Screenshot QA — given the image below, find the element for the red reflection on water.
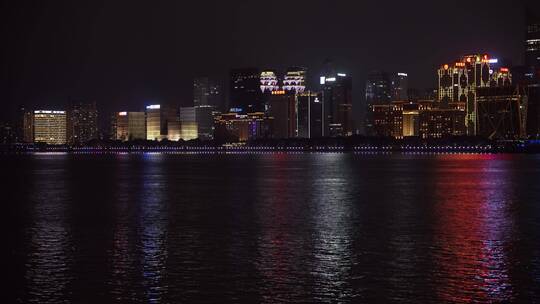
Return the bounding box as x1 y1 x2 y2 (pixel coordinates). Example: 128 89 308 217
432 154 513 303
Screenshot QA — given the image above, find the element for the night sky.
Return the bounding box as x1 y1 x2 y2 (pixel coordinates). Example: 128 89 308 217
1 0 539 122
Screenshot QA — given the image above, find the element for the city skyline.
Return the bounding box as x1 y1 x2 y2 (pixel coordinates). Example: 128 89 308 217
2 0 539 122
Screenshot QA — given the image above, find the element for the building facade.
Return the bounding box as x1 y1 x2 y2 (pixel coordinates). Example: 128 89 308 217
321 73 353 137
282 67 306 95
268 91 296 139
67 101 98 145
477 86 528 140
230 68 262 113
194 77 223 111
296 91 324 138
214 112 273 142
179 107 198 140
114 111 145 141
145 104 179 141
437 54 511 135
33 110 67 144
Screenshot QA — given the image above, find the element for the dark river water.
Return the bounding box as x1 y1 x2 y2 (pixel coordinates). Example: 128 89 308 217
5 152 540 303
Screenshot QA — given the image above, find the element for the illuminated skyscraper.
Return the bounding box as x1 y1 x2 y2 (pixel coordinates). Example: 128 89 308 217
230 68 262 113
392 73 409 101
282 67 306 94
365 71 392 135
321 73 353 137
33 110 67 144
214 112 272 142
268 90 296 139
296 91 324 138
195 106 214 141
145 105 179 141
260 70 280 93
526 12 540 68
194 77 223 110
67 101 98 144
438 54 510 135
179 107 198 140
114 112 145 141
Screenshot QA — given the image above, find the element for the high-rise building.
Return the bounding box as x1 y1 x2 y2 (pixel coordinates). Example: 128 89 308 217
268 91 296 139
195 105 215 141
230 68 262 113
179 107 198 140
67 101 98 144
372 101 466 139
145 105 179 141
296 91 324 138
22 108 34 143
194 77 223 110
260 70 280 93
33 110 67 144
113 112 146 141
282 67 306 95
526 12 540 68
392 73 409 101
438 54 510 135
365 71 392 135
321 73 353 137
477 86 528 139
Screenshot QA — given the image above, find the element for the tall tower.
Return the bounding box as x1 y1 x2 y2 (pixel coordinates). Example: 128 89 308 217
437 54 506 135
321 72 353 137
67 101 99 144
282 67 306 95
525 11 540 68
229 68 262 113
365 71 392 135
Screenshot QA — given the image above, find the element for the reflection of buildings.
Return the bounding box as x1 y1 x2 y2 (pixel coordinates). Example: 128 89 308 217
214 112 272 142
33 110 67 144
67 101 99 144
321 73 353 137
113 111 146 141
432 155 514 302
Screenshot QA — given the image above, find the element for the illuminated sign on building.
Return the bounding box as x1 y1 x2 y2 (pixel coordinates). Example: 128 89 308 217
146 104 160 110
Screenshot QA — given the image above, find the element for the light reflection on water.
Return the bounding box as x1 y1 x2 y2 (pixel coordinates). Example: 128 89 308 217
6 153 540 303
